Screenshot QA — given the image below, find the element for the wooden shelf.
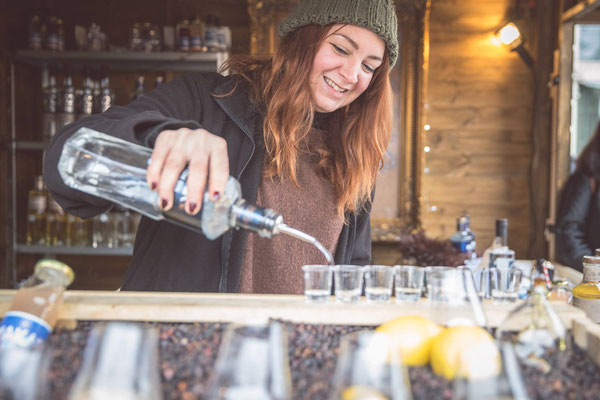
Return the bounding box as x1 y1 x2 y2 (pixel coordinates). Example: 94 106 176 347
13 50 229 73
16 244 133 256
14 141 48 151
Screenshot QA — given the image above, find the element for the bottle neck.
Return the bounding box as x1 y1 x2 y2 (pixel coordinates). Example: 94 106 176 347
229 200 283 238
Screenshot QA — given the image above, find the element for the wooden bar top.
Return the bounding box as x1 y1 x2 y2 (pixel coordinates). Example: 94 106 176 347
0 290 586 328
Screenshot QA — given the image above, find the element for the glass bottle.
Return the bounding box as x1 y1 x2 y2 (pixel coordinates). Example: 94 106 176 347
56 18 65 51
26 176 48 246
28 15 43 50
132 75 145 101
58 73 77 129
450 215 476 259
58 127 334 264
46 197 69 246
68 215 89 247
177 19 190 51
99 73 115 113
0 259 74 347
488 218 515 269
572 255 600 322
42 69 59 140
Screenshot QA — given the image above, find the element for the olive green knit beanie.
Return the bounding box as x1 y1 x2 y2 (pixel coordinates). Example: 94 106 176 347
278 0 398 67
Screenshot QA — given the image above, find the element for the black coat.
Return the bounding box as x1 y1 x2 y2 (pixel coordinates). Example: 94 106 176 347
555 169 600 272
43 73 372 292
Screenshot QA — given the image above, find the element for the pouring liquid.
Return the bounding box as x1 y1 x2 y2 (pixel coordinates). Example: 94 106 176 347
277 224 335 266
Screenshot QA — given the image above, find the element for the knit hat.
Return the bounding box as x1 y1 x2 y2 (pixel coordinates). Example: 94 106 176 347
278 0 398 67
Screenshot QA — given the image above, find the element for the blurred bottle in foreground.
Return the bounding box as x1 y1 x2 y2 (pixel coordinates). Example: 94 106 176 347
572 255 600 322
0 259 74 347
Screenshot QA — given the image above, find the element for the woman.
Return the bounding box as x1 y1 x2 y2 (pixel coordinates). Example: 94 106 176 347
556 120 600 271
43 0 398 293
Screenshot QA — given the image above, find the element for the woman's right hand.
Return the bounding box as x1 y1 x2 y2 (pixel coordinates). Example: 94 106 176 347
146 127 230 215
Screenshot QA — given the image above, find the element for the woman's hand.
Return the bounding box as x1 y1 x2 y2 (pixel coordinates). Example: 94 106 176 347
147 128 229 215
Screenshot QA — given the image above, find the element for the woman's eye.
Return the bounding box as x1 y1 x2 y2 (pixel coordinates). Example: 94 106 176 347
362 64 375 74
331 43 348 55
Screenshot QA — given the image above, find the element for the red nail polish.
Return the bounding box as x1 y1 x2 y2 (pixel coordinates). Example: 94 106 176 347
161 199 168 209
151 181 157 190
189 203 197 213
212 191 220 201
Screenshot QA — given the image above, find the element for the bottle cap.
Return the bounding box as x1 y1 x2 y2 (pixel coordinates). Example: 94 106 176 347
34 258 75 286
583 255 600 265
596 248 600 256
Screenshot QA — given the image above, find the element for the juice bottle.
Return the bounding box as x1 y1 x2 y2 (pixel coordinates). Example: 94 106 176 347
572 255 600 322
0 259 74 347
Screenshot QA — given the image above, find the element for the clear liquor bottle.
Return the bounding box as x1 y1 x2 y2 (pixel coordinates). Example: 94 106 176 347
58 127 334 264
26 176 48 245
42 69 59 140
450 215 476 258
58 73 77 129
488 218 515 270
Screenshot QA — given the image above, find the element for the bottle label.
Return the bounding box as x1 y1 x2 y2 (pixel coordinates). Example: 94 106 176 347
583 264 600 283
0 311 52 347
573 297 600 323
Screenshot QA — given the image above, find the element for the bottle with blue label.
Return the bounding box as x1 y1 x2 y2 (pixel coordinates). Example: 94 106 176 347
0 259 74 347
450 215 476 258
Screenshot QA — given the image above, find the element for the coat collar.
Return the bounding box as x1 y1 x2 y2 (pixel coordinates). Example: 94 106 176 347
211 75 262 140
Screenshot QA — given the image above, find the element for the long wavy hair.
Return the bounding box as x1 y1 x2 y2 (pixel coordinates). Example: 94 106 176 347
577 120 600 183
223 24 393 217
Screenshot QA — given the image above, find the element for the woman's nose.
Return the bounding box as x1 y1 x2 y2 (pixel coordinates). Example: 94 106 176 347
339 60 360 84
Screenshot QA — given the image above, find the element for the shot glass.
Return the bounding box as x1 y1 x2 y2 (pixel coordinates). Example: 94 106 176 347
477 267 499 300
424 266 453 298
395 265 425 302
333 265 365 303
491 268 522 303
364 265 394 302
302 265 333 303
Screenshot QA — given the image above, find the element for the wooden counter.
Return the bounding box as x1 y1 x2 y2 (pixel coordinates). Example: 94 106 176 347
0 290 587 328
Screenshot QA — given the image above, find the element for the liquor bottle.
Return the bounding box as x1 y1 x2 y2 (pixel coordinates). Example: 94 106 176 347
572 255 600 322
154 75 164 89
99 73 115 113
177 19 191 51
58 127 334 264
488 218 515 269
68 214 89 246
28 15 43 50
46 196 69 246
45 16 59 51
26 176 48 245
132 75 146 101
190 18 205 52
204 14 219 52
58 73 77 129
79 70 94 119
0 259 74 346
215 17 231 52
56 18 65 51
450 215 476 258
42 69 59 140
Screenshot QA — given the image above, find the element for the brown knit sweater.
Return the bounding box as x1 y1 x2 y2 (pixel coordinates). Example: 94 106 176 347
238 129 343 294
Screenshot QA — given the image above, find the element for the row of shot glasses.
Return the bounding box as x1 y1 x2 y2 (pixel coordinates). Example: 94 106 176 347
302 264 523 304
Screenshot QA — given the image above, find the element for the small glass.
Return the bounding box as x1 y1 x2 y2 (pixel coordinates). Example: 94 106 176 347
364 265 394 302
68 322 162 400
0 340 50 399
394 266 425 302
491 268 522 303
203 322 291 400
476 267 498 300
423 266 453 298
302 265 333 303
330 330 412 400
333 265 365 303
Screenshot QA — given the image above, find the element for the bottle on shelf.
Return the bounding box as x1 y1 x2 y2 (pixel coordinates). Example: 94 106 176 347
92 212 112 248
0 259 74 347
204 14 220 52
572 255 600 322
177 19 191 51
450 215 476 259
28 15 43 50
46 196 69 246
132 75 146 101
154 75 164 89
68 214 89 247
58 127 334 264
190 17 206 52
45 16 59 51
56 18 65 51
42 68 59 140
58 72 77 129
215 17 232 52
79 69 94 119
26 176 48 246
99 72 115 113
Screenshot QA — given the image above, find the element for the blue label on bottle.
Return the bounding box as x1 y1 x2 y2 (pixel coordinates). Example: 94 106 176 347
0 311 51 347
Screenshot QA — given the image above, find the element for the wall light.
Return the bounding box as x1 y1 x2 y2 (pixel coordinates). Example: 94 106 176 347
496 22 534 67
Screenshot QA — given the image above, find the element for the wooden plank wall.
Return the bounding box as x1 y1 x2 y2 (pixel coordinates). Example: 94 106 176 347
421 0 535 257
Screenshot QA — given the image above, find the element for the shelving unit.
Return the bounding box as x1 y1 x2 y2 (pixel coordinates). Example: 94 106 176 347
7 50 228 287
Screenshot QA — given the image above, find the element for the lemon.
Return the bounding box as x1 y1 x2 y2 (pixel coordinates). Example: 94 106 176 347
375 315 443 366
341 385 388 400
430 325 501 380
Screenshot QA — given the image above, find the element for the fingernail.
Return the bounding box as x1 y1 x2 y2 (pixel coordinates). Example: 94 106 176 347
151 181 157 190
189 203 197 213
161 199 168 209
212 191 220 201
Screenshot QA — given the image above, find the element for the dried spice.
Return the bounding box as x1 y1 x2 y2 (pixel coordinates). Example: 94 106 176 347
395 231 469 267
43 321 600 400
